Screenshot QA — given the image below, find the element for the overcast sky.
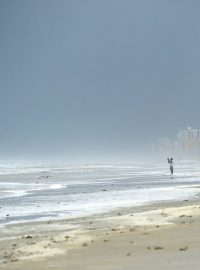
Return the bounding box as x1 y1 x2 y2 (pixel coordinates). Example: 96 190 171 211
0 0 200 160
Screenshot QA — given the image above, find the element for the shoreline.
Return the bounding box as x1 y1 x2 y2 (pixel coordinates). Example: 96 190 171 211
1 183 199 228
1 197 200 269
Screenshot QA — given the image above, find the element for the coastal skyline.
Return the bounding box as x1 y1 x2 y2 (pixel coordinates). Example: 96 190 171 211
1 1 200 160
146 126 200 159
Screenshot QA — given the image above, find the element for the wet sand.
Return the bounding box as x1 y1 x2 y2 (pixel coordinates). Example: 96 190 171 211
0 199 200 269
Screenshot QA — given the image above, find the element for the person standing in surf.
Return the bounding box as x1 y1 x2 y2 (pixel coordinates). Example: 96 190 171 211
167 158 174 175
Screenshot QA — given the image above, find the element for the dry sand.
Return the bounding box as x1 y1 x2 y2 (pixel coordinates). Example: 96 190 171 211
0 199 200 269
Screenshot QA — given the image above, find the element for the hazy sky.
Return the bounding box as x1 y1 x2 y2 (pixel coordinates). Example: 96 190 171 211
0 0 200 160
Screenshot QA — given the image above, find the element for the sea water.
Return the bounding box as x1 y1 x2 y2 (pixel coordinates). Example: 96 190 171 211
0 161 200 226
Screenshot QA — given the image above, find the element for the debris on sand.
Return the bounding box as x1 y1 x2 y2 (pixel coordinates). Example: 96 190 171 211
154 246 164 250
179 246 188 251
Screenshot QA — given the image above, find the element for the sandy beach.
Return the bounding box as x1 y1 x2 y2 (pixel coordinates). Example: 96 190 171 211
1 0 200 268
0 198 200 270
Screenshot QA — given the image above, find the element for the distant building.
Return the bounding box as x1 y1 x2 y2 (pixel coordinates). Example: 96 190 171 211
177 127 200 158
147 127 200 160
177 127 200 141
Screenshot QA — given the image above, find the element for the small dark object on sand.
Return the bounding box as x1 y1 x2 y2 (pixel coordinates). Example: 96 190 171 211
126 253 131 256
10 258 18 262
82 243 88 247
154 246 163 250
103 239 110 242
179 246 188 251
25 235 33 239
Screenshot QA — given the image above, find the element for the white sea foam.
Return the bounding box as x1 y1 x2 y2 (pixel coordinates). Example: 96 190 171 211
0 190 28 199
0 161 200 226
48 184 66 189
0 185 198 224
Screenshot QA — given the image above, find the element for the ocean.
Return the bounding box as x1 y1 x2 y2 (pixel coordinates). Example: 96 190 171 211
0 161 200 226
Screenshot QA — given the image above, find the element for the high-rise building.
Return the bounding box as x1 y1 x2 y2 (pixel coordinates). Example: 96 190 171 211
177 127 200 158
177 127 200 141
